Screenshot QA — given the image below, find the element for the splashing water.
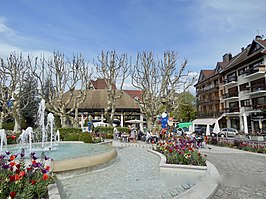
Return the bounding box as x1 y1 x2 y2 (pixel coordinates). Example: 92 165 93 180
37 99 46 148
0 129 7 153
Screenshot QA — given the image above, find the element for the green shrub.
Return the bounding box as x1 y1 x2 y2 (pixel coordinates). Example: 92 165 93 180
117 127 130 134
94 126 113 134
79 132 93 143
57 128 82 141
64 133 80 141
94 126 130 139
2 122 14 130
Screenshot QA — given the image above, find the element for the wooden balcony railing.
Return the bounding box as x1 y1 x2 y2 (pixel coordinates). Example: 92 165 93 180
222 92 238 99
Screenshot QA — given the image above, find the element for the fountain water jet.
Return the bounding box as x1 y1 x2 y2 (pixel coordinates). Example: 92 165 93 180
0 129 7 153
54 130 60 145
38 99 46 149
47 113 55 150
17 127 34 154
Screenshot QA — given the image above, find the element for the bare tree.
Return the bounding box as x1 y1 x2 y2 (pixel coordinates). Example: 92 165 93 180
31 53 92 127
0 53 32 133
0 59 9 128
95 51 130 125
132 51 197 129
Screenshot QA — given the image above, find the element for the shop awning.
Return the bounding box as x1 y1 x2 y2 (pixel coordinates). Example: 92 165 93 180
177 122 192 128
192 118 219 135
192 118 217 125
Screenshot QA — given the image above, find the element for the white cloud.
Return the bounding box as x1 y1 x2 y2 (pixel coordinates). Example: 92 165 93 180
0 17 53 60
0 42 53 60
0 17 14 34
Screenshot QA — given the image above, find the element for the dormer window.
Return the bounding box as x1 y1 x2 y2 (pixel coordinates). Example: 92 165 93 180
134 96 140 101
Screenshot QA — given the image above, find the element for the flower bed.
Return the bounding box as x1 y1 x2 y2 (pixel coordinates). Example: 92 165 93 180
211 138 266 154
0 149 54 199
155 138 207 166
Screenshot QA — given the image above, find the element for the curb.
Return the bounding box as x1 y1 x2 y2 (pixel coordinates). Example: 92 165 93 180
147 149 219 199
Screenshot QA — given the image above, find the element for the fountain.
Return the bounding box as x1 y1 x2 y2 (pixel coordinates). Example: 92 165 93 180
47 113 55 150
25 127 33 153
54 130 60 145
0 129 7 153
38 99 46 149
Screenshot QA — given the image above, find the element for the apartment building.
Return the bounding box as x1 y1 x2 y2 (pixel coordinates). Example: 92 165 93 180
195 35 266 135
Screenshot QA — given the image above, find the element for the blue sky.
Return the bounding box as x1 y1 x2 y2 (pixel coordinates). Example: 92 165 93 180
1 0 266 76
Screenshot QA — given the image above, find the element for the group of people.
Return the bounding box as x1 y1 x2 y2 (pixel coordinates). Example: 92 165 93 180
113 126 208 148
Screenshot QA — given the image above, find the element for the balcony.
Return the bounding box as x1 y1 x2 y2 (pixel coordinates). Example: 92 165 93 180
197 111 223 118
223 107 240 113
242 64 265 79
198 98 220 105
222 76 237 88
244 84 266 96
242 104 266 112
197 84 219 95
222 92 239 100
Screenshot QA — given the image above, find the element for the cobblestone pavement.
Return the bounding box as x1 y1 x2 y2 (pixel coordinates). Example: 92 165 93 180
200 145 266 199
60 142 200 199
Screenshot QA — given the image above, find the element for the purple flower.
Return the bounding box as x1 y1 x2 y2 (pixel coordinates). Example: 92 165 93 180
5 151 10 155
2 164 9 169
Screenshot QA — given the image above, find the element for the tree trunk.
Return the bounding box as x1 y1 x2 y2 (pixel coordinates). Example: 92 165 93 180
146 117 153 131
73 108 79 128
60 115 68 128
110 105 116 127
13 101 22 133
0 112 4 129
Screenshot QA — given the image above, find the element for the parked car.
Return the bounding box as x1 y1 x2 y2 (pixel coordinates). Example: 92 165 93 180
219 128 238 137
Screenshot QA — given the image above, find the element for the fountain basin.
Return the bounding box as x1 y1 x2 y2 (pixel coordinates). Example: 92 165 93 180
47 141 117 179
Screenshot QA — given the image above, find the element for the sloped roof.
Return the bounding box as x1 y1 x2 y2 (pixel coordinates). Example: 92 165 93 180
90 79 117 90
222 38 266 72
202 70 215 77
63 89 140 111
123 90 143 101
257 39 266 48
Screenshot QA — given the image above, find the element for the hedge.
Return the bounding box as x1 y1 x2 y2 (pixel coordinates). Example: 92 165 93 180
57 128 93 143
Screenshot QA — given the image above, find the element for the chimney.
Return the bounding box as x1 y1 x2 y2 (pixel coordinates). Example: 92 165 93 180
255 35 262 40
241 47 245 52
223 53 232 62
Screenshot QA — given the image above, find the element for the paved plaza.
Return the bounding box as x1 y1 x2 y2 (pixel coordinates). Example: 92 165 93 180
200 145 266 199
56 141 266 199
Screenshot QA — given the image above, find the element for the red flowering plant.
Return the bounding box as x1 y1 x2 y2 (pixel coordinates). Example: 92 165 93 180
0 149 54 199
155 138 207 166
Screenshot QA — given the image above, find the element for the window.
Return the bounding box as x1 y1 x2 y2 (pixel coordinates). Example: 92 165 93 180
239 83 249 91
240 99 250 107
252 97 266 105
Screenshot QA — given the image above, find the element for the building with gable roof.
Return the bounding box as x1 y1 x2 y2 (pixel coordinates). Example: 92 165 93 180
195 35 266 135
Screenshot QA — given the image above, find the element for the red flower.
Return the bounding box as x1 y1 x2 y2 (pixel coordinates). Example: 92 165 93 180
198 152 201 156
9 175 15 182
27 167 32 171
45 165 50 171
11 135 16 140
10 161 16 167
15 174 21 181
169 149 173 153
10 191 16 199
31 180 36 185
19 171 25 177
16 163 21 169
42 173 49 181
10 155 16 161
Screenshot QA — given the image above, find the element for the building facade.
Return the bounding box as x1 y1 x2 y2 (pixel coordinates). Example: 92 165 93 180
195 36 266 135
